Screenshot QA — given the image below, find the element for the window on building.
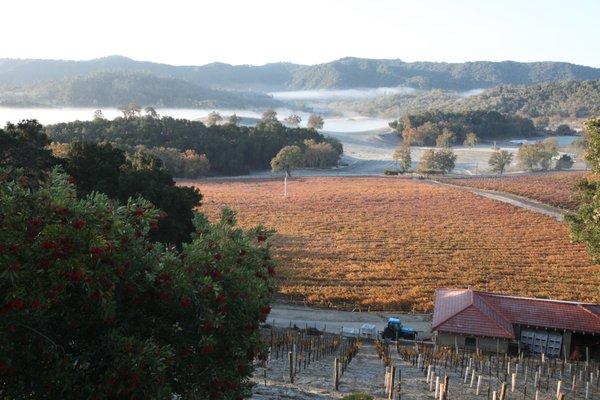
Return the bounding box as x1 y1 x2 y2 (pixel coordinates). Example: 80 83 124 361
465 337 477 347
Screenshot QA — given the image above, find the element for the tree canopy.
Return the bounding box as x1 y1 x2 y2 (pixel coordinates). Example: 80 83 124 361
45 115 336 176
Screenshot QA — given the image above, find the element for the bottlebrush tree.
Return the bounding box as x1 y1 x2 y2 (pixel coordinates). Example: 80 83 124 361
0 168 275 399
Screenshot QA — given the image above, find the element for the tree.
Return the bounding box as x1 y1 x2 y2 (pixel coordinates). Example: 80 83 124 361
432 149 456 173
539 139 559 170
0 168 275 399
270 145 303 176
65 142 202 246
583 118 600 172
392 143 412 172
517 143 542 171
228 113 241 126
181 149 210 177
284 114 302 127
555 154 574 170
303 140 339 168
0 120 57 180
207 111 223 126
417 149 455 173
516 140 558 171
436 128 455 148
464 132 478 148
488 149 513 174
417 149 436 172
93 109 104 120
555 124 575 135
144 106 159 118
119 102 141 118
307 114 325 130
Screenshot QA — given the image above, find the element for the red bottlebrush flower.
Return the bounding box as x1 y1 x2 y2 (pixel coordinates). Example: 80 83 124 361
257 235 266 242
104 315 115 325
130 372 141 385
133 208 145 217
213 253 222 261
68 269 84 283
9 299 25 311
215 293 226 303
179 297 192 308
89 246 103 256
237 363 245 374
160 291 170 303
202 345 214 354
267 266 275 276
203 320 212 333
27 217 43 227
71 219 86 230
260 306 271 315
9 244 19 253
41 241 56 250
29 300 42 310
150 221 159 231
67 176 76 184
210 269 222 280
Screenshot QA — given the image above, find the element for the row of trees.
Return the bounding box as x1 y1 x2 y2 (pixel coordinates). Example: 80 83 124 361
390 110 537 146
45 110 336 176
0 120 275 398
389 137 574 175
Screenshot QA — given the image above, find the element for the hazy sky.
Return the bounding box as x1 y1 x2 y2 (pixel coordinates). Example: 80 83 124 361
2 0 599 67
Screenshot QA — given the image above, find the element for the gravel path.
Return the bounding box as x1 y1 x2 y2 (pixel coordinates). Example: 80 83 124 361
429 180 566 221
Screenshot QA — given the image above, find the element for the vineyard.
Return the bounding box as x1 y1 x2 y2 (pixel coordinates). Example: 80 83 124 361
443 171 591 210
183 177 599 312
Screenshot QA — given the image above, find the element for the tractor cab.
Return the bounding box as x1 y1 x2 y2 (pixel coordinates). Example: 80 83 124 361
381 317 416 340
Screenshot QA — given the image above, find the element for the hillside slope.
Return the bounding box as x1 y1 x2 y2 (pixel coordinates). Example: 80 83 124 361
0 71 280 108
1 56 599 91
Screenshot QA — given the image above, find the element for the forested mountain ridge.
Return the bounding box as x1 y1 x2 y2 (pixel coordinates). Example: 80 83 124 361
0 71 280 108
1 55 599 91
327 79 600 124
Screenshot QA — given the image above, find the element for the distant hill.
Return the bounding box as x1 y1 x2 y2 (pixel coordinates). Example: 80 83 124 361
0 71 280 108
326 79 600 124
1 55 599 92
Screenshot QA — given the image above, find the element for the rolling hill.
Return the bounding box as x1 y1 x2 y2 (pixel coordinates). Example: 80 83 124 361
1 55 600 91
0 71 280 108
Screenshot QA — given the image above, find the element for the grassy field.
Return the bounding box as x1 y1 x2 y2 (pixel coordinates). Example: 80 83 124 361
443 171 591 210
181 177 598 312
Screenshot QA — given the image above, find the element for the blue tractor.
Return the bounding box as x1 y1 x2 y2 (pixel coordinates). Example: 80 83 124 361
381 317 416 340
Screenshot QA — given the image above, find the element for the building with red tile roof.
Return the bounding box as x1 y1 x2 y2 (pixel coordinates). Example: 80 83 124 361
432 288 600 359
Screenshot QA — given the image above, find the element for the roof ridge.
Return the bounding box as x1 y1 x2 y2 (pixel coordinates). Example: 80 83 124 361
476 292 514 325
431 289 473 331
472 289 599 307
578 304 600 325
473 301 515 338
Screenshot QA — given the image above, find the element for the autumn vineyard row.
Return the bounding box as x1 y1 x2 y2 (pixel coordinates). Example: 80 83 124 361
183 176 599 312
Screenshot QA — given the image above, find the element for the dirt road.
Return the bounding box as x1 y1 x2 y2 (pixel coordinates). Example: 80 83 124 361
429 180 566 221
267 303 432 338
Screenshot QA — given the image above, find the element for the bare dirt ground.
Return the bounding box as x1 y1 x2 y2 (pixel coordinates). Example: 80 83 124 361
252 341 590 399
267 303 432 339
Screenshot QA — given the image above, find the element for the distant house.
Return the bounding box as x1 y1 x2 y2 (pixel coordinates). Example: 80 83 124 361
432 288 600 359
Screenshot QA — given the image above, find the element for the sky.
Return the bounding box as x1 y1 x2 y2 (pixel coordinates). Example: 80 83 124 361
2 0 599 67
